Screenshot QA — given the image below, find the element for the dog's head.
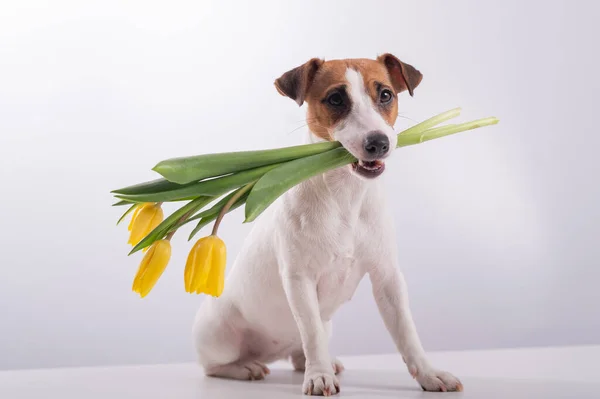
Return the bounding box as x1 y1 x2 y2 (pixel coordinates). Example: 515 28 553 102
275 54 422 179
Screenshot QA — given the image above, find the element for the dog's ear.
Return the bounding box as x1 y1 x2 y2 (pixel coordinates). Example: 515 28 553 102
274 58 324 106
377 53 422 97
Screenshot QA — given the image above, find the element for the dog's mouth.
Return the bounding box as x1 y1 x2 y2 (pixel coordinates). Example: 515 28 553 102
351 159 386 178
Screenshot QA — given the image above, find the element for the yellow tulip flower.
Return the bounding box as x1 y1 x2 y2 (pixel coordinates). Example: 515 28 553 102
128 203 163 246
132 239 171 298
184 235 227 297
127 204 144 231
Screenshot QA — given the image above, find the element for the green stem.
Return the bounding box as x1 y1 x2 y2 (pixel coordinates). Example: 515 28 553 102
244 113 499 223
397 108 461 140
420 117 499 142
165 209 197 240
154 141 340 185
188 193 249 241
115 163 280 203
397 117 499 147
211 182 256 236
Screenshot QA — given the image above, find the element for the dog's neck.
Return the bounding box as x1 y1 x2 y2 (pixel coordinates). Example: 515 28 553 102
305 129 373 196
303 130 380 208
275 129 384 254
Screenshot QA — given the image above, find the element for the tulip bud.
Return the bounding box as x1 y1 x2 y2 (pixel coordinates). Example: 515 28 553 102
184 235 227 297
132 239 171 298
128 203 163 246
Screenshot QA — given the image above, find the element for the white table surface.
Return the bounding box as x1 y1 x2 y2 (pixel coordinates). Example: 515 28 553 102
1 345 599 399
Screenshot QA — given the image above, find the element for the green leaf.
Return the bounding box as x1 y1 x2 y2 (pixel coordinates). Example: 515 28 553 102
116 204 138 226
115 163 280 203
244 147 356 223
128 196 213 255
188 192 249 241
153 141 340 184
163 190 233 232
396 108 461 139
111 178 194 195
187 218 214 242
185 189 239 224
420 117 499 142
243 112 499 223
115 108 499 240
397 117 499 148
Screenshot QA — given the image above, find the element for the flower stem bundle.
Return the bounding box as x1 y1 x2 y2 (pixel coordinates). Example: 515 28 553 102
113 108 499 297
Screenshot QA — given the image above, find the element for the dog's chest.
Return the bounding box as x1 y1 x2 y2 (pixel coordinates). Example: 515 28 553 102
315 255 366 321
280 170 389 320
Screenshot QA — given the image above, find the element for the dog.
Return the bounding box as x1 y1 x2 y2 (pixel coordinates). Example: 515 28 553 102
193 53 463 395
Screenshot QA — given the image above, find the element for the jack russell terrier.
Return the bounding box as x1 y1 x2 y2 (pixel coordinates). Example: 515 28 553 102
193 53 463 395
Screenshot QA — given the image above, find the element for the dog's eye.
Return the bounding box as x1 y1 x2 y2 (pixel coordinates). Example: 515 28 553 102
379 89 393 104
327 92 344 106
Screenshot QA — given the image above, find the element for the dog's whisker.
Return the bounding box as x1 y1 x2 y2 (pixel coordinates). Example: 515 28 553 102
396 114 418 123
286 120 331 137
286 123 310 135
292 117 318 123
284 120 319 135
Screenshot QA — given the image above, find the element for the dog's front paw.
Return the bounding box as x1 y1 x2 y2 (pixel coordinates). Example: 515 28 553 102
406 359 463 392
303 369 340 396
416 369 462 392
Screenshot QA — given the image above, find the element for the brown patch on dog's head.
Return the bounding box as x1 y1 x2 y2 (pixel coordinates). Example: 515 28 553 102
274 58 324 106
376 53 423 97
274 54 422 141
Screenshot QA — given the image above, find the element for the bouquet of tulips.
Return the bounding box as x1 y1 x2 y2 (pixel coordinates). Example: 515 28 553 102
113 108 498 298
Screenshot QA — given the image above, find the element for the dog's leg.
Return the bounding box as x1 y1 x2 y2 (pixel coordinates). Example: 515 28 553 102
369 266 463 392
290 350 307 372
205 361 270 381
282 274 340 396
193 301 270 381
323 321 345 374
291 351 345 375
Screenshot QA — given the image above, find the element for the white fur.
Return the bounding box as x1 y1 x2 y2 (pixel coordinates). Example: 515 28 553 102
193 68 462 395
334 69 397 160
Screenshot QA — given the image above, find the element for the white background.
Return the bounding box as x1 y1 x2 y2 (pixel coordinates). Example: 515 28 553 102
1 0 598 370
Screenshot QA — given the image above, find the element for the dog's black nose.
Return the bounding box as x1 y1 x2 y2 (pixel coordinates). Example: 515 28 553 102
363 132 390 160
